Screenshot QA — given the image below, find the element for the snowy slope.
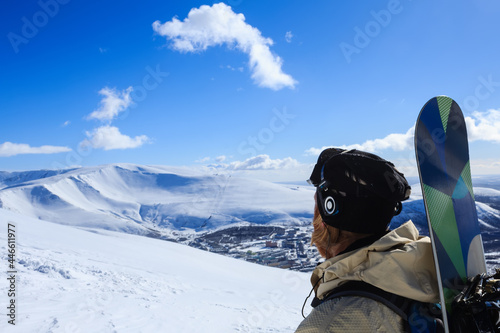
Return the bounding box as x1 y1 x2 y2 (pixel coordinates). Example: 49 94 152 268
0 164 314 236
0 208 310 332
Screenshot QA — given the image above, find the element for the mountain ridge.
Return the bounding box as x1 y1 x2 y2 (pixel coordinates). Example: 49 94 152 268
1 164 498 251
0 164 314 236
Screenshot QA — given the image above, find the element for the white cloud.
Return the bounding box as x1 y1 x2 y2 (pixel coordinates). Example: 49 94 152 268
152 3 297 90
305 126 415 156
62 120 70 127
195 157 211 163
227 154 299 170
304 146 330 157
199 154 309 182
88 87 133 121
215 155 227 163
0 142 71 157
305 109 500 158
83 87 149 151
471 159 500 175
196 155 227 164
223 65 244 72
465 109 500 143
81 125 149 151
285 31 293 43
341 126 415 152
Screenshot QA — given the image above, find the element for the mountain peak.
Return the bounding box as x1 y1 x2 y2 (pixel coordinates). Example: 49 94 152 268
0 164 314 235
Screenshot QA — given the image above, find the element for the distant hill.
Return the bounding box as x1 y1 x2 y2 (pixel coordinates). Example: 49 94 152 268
0 164 314 237
1 165 498 263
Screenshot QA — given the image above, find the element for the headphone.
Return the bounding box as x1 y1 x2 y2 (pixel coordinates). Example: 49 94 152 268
324 195 336 215
316 184 342 223
316 163 341 221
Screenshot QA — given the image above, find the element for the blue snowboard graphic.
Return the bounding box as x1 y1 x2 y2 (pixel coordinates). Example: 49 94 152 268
415 96 486 332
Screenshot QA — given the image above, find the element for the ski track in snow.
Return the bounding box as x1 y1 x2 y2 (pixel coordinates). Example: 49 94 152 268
0 209 310 332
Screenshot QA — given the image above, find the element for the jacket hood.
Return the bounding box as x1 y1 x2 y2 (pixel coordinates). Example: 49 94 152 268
311 221 439 303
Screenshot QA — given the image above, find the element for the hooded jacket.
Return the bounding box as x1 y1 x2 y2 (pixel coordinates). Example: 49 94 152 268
295 221 439 333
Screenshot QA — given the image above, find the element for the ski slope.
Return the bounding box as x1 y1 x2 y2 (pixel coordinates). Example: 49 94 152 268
0 164 314 235
0 209 310 332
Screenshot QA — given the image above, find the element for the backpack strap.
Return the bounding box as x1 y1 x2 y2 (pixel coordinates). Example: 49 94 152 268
317 281 412 320
313 281 444 333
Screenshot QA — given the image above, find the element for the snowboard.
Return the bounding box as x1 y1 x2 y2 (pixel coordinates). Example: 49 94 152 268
414 96 487 332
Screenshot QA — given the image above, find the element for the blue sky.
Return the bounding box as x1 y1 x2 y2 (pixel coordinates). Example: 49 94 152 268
1 0 500 181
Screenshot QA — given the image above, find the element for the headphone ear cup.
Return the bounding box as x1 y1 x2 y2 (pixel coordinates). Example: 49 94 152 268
324 196 336 216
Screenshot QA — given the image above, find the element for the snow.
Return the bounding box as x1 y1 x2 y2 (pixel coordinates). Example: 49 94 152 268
474 187 500 197
0 164 314 234
0 208 311 332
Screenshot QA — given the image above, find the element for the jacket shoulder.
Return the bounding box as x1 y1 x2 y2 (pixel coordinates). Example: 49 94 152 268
295 296 404 333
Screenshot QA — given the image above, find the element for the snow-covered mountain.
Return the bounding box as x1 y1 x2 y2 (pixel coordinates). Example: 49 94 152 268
1 165 499 248
0 164 314 237
2 165 498 235
1 164 499 264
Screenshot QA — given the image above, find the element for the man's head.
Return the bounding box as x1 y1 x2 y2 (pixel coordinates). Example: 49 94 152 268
309 148 411 235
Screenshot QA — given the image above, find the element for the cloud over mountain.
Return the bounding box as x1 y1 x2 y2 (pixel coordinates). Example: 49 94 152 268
0 142 71 157
88 87 133 122
227 154 299 170
82 87 149 151
82 125 150 150
306 109 500 157
466 109 500 143
152 3 297 90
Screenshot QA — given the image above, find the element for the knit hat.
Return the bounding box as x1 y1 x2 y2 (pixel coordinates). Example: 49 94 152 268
308 148 411 234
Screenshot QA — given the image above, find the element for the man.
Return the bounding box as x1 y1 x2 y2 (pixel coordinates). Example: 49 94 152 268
295 148 440 332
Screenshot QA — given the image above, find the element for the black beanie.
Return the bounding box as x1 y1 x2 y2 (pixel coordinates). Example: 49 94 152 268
309 148 411 234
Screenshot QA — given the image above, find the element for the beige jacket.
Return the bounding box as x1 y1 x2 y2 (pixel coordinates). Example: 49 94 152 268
296 221 439 332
